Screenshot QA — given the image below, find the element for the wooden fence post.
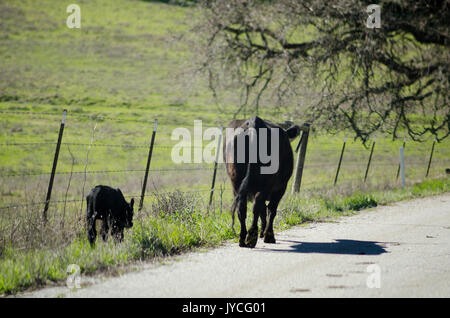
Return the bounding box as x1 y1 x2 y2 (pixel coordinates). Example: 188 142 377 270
425 137 436 178
139 119 158 211
364 137 376 183
334 137 347 186
396 137 407 180
399 146 405 187
291 123 310 194
43 109 67 222
208 128 223 208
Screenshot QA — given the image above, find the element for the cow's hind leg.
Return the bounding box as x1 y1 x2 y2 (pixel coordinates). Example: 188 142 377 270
264 189 284 244
259 204 267 238
237 198 248 247
246 192 266 248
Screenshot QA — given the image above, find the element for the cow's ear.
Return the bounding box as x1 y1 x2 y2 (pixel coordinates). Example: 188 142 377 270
130 198 134 209
286 125 301 140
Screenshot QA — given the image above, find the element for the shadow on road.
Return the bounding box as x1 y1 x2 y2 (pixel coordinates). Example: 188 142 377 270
262 239 387 255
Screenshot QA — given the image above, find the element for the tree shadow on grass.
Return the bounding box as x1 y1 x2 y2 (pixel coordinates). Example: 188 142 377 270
262 239 388 255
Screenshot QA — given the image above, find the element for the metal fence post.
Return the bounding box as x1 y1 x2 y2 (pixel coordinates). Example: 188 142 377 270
425 137 436 178
139 119 158 211
208 128 223 208
399 146 405 187
292 123 310 194
364 137 376 183
43 109 67 222
334 137 347 186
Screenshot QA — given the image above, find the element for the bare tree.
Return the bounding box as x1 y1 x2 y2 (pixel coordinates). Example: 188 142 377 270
197 0 449 143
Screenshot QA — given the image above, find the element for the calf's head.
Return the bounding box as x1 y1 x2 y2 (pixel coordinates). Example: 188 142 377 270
124 198 134 228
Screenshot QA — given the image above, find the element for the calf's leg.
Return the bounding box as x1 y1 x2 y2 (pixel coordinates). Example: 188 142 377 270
87 218 97 245
100 218 109 242
86 199 97 245
111 224 124 243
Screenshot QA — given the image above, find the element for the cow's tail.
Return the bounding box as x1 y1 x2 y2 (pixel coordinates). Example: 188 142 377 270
231 118 257 232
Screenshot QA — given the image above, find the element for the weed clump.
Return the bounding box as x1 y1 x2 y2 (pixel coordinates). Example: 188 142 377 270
151 190 197 221
324 192 378 213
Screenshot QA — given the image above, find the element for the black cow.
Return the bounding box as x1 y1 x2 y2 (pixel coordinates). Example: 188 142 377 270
223 116 300 248
86 185 134 245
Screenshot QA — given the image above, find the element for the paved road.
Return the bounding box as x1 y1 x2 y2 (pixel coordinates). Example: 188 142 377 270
25 193 450 298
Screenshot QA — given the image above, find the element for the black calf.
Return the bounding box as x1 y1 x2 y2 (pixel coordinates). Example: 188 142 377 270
86 185 134 245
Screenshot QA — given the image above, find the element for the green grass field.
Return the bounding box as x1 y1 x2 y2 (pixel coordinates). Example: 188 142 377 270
0 0 449 295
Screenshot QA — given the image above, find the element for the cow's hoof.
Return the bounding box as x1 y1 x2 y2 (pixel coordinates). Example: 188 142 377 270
264 234 276 244
245 241 257 248
239 239 247 247
245 232 258 248
259 231 265 238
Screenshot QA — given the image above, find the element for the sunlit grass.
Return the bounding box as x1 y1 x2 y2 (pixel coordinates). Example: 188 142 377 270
2 177 448 295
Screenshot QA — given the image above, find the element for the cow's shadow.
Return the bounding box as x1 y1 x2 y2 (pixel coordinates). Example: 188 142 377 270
262 239 387 255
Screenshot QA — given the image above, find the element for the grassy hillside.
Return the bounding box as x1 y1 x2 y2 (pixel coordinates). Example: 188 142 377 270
1 0 193 105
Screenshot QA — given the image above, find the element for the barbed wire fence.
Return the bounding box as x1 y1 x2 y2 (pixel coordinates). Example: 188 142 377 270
0 110 230 217
0 109 449 216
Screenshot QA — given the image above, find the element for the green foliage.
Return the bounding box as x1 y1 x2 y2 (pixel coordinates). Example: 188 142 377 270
324 193 378 213
373 178 450 205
